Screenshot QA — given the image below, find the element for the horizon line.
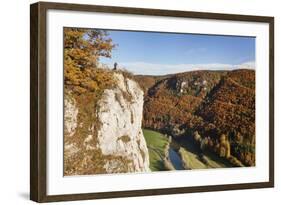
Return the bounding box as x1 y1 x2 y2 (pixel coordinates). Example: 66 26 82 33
101 61 255 76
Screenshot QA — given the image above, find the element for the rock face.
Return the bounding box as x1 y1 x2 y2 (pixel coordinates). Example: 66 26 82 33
64 94 78 137
64 73 150 175
97 74 150 172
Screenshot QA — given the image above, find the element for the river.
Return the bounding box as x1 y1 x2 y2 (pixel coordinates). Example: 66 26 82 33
168 147 185 170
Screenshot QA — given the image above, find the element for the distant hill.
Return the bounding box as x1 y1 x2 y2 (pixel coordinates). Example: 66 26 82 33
135 69 255 166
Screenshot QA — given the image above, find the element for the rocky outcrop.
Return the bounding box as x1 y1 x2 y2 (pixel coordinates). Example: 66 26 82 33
64 94 78 137
97 74 149 173
64 73 150 175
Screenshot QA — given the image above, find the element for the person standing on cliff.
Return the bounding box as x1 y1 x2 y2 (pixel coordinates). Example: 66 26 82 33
113 62 118 70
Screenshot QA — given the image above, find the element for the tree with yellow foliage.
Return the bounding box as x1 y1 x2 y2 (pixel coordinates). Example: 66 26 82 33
64 27 116 92
219 134 231 158
64 28 115 69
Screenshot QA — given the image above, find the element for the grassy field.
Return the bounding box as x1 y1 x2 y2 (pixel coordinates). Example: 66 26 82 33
178 139 233 169
142 129 169 171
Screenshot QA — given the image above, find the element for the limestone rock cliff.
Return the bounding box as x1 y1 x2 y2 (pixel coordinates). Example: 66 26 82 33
64 73 150 175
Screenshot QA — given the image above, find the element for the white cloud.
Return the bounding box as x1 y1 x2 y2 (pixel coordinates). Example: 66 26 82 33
237 61 255 69
119 61 255 76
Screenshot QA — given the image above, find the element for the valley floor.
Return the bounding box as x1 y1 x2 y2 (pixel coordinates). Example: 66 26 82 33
143 128 233 172
142 129 169 171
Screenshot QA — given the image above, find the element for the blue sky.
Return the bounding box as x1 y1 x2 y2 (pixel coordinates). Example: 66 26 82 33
100 30 255 75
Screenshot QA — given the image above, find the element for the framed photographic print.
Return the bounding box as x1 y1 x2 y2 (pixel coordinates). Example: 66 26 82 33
30 1 274 202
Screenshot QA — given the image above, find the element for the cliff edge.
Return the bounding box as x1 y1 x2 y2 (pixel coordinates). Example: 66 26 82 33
64 73 150 175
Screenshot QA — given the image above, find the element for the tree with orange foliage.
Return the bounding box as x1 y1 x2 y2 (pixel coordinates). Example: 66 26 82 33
64 28 115 70
64 28 116 91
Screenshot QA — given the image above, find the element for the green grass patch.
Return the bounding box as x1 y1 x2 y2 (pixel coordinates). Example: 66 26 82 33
178 147 207 169
142 129 169 171
178 139 233 169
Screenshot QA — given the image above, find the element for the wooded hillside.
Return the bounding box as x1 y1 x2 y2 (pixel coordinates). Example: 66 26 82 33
136 69 255 166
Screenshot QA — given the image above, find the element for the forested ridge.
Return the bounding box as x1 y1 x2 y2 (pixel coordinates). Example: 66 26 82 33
136 69 255 166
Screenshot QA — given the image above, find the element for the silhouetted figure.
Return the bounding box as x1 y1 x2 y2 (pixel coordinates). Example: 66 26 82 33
113 62 118 70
